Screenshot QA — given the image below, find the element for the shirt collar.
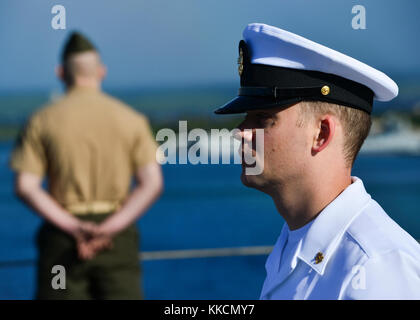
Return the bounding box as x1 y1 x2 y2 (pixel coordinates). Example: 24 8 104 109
68 85 100 95
296 176 371 275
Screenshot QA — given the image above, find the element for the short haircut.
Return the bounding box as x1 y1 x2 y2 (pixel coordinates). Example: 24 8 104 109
297 101 372 167
62 51 100 85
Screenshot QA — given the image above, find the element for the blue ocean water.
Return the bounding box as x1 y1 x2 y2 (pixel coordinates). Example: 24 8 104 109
0 141 419 299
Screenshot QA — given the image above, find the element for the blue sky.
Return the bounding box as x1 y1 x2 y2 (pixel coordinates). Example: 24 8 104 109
0 0 419 92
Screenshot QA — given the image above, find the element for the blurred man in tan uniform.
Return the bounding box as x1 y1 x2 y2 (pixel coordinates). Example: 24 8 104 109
10 32 163 299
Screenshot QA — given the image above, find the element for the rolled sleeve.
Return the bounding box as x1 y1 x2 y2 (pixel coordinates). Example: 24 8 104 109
131 116 158 169
10 115 47 177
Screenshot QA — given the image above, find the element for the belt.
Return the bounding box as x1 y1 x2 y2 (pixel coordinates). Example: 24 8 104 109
66 201 121 215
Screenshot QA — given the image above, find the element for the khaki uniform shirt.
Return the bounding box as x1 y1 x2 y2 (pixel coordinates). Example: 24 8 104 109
10 86 157 213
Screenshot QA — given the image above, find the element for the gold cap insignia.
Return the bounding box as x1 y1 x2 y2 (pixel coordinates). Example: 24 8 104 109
314 252 324 264
238 48 244 76
321 85 330 96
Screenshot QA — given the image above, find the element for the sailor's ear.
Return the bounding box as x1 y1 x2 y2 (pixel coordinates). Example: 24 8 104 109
55 65 65 81
311 115 336 154
98 63 107 80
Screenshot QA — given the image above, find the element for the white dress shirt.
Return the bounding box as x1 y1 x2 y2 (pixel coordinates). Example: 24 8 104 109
260 177 420 300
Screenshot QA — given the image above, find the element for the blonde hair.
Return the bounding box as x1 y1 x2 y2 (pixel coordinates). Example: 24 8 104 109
298 101 372 167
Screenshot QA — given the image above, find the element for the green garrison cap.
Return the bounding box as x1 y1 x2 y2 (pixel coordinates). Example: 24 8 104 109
61 31 97 62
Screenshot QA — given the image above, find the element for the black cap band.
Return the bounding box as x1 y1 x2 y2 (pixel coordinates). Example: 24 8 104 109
215 40 374 115
239 86 324 99
241 63 374 114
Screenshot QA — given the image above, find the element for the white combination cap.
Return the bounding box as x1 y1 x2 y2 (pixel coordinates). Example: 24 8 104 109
215 23 398 115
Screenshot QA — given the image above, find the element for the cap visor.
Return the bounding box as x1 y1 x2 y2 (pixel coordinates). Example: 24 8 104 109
214 96 301 114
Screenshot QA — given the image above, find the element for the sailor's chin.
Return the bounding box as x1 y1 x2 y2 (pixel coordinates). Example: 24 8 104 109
240 167 262 189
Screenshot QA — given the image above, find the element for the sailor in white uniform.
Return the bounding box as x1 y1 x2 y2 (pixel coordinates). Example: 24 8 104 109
215 23 420 300
260 176 420 299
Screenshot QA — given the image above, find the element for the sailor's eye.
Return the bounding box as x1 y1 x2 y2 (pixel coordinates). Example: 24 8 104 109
255 113 274 126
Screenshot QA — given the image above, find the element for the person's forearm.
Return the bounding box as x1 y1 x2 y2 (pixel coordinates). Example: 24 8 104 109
100 182 162 236
19 187 80 234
